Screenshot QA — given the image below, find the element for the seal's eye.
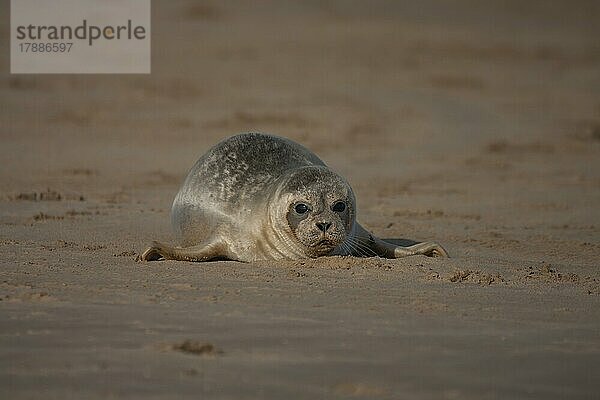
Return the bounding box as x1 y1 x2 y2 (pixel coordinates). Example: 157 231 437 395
294 203 309 214
332 201 346 212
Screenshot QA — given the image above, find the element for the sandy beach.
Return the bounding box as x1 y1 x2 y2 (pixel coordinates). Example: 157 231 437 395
1 1 599 398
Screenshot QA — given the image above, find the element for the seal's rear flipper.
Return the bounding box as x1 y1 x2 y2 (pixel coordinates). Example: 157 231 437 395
138 240 229 262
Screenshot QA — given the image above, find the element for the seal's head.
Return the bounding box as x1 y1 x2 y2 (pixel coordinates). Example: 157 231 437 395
269 166 356 257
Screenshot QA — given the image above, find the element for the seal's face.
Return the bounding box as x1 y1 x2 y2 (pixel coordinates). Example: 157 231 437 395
276 167 356 257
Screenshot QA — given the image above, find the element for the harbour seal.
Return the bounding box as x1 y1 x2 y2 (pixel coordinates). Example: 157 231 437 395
140 133 448 262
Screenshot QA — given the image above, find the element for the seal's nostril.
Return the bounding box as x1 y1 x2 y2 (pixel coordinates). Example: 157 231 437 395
316 222 332 232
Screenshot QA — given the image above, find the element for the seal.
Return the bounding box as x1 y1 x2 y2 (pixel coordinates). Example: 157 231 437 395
140 133 448 262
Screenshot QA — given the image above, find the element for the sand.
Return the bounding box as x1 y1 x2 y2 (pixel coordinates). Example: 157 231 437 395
1 0 599 398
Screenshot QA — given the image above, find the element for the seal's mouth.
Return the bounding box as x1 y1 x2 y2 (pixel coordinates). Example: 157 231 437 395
307 240 336 258
308 239 338 256
315 239 335 247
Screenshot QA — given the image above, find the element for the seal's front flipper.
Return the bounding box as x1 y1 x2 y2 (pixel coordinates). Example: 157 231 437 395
351 223 449 258
138 240 228 262
392 241 449 258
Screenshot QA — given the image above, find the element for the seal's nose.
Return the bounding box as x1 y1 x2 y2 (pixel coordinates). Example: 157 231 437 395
316 222 332 232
